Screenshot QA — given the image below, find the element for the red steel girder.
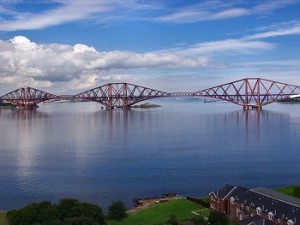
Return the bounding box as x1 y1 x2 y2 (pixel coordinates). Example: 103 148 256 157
169 92 194 96
1 87 60 108
74 83 169 108
193 78 300 109
2 78 300 110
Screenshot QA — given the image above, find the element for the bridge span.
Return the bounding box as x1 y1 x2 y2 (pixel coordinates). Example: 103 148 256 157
1 78 300 110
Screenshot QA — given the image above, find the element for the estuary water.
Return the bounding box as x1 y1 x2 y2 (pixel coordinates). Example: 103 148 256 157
0 99 300 211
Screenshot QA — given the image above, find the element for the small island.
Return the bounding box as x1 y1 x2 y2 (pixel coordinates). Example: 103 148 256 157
131 103 161 109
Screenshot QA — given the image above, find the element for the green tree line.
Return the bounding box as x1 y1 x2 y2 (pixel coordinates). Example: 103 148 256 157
7 198 106 225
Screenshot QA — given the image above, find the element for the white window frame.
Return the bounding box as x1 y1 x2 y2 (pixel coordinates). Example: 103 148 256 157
268 212 274 220
256 207 262 215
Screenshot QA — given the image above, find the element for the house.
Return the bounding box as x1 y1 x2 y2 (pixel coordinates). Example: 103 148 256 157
209 185 300 225
238 215 274 225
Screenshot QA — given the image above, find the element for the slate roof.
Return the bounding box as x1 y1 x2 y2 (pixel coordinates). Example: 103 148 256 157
228 186 300 225
252 187 300 207
210 184 236 199
238 215 274 225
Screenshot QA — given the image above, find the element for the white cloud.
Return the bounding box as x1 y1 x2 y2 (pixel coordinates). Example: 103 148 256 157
158 39 274 56
155 0 298 24
245 24 300 40
157 7 250 23
69 74 99 90
0 36 209 90
155 0 250 24
0 0 123 31
253 0 298 13
10 36 37 50
0 0 298 31
0 32 295 92
73 44 96 53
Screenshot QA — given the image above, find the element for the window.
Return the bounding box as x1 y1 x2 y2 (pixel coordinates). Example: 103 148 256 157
230 197 235 204
256 207 262 215
287 219 294 225
268 212 274 220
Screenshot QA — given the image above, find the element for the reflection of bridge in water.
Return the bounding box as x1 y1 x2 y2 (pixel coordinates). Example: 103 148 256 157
1 78 300 110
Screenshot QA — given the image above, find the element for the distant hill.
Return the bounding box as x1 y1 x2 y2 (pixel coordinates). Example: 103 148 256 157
0 102 16 108
278 97 300 103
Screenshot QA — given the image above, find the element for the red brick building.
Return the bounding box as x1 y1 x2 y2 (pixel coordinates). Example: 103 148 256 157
209 185 300 225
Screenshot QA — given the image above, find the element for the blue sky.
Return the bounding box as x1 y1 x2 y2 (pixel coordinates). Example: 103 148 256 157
0 0 300 94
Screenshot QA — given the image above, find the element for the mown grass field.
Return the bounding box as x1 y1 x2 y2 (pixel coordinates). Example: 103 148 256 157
0 212 9 225
109 199 209 225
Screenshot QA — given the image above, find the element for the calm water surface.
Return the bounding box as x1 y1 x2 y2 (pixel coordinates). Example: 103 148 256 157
0 100 300 211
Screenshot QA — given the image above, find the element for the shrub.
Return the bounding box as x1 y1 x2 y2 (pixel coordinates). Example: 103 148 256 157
192 216 206 225
294 186 300 198
208 212 228 225
7 199 106 225
108 201 127 221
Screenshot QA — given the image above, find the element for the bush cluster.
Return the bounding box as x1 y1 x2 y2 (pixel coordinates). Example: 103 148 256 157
294 186 300 198
7 199 106 225
108 200 127 221
208 211 229 225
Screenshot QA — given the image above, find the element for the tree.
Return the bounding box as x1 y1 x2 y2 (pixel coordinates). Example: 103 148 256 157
57 198 80 219
294 186 300 198
57 198 106 225
7 198 106 225
7 202 57 225
64 216 99 225
208 212 228 225
108 201 127 221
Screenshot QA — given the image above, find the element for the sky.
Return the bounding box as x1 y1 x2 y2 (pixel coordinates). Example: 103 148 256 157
0 0 300 94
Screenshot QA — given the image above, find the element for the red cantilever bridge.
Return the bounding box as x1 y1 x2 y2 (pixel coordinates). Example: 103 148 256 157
1 78 300 110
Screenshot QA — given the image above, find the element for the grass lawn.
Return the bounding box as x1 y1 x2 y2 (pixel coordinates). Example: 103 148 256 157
274 185 300 198
109 199 206 225
198 209 210 218
0 211 8 225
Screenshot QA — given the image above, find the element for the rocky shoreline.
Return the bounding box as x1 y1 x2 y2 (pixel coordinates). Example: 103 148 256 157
127 193 181 213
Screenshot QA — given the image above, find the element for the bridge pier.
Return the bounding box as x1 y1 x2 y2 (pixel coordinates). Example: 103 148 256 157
243 105 262 110
16 103 39 109
122 106 130 110
105 105 131 110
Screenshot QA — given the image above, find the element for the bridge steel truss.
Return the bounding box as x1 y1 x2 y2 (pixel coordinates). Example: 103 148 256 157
1 78 300 109
74 83 170 109
0 87 60 109
193 78 300 109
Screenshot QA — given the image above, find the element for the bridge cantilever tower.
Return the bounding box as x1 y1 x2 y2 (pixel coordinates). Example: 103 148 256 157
193 78 300 109
1 78 300 110
1 87 60 109
74 83 169 109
